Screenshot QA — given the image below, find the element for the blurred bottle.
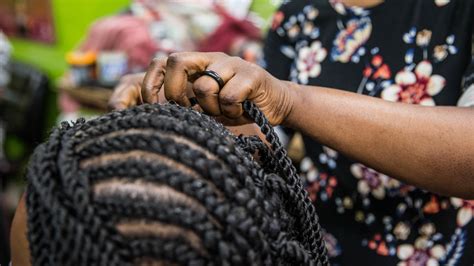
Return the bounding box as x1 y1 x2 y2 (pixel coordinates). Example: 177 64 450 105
66 51 96 86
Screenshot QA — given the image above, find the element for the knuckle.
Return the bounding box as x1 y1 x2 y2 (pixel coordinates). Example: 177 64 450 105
211 52 227 58
193 83 214 97
148 57 165 70
246 70 262 84
225 56 244 67
230 55 243 62
150 57 161 66
219 93 239 105
247 64 262 75
167 53 183 67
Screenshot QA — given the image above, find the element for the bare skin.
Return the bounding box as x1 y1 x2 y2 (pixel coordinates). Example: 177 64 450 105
109 52 474 198
11 195 29 266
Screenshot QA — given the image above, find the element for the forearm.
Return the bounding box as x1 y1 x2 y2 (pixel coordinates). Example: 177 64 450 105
284 81 474 198
112 52 474 197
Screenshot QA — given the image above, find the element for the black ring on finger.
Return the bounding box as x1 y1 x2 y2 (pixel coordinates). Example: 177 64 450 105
200 70 225 90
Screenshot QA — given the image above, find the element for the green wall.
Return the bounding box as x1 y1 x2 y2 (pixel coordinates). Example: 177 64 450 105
7 0 277 129
10 0 277 81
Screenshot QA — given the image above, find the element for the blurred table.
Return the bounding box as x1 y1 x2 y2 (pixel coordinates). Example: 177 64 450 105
58 77 113 111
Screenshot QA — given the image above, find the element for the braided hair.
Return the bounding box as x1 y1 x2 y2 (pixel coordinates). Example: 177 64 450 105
25 102 329 265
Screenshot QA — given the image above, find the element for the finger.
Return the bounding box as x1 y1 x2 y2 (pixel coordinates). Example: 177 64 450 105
164 52 226 106
192 65 234 116
218 73 256 119
109 73 145 110
142 57 167 103
192 76 220 116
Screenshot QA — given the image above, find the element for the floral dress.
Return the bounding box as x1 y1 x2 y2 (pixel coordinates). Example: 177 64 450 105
263 0 474 265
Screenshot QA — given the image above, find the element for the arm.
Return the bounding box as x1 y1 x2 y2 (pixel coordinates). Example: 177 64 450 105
285 82 474 198
109 52 474 198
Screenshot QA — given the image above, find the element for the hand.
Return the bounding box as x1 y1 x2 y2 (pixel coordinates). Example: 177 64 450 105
110 52 294 125
108 67 192 110
109 72 147 110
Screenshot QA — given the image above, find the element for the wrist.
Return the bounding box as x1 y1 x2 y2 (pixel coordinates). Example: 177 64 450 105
280 80 301 128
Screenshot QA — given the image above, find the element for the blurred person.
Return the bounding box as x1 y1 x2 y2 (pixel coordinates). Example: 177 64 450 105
11 103 329 265
76 0 262 73
0 29 11 177
0 29 11 266
0 31 10 89
109 0 474 265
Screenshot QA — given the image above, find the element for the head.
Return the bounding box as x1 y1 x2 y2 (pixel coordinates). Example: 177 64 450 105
18 103 327 265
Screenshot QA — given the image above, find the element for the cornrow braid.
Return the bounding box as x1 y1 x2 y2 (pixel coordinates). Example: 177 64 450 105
26 102 328 265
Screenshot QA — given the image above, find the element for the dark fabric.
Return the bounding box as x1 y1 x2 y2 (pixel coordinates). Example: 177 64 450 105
0 203 10 266
263 0 474 265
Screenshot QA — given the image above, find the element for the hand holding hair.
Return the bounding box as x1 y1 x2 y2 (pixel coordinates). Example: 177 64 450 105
110 52 295 126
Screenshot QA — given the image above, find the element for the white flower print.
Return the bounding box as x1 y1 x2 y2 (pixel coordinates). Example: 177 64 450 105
434 0 450 7
295 41 327 84
331 17 372 63
276 5 321 40
433 45 448 61
450 198 474 227
394 222 411 241
303 5 319 20
351 163 390 200
330 0 346 15
397 243 445 266
300 156 319 182
416 29 432 47
287 24 300 39
381 61 446 106
319 146 338 169
397 223 446 266
433 35 457 62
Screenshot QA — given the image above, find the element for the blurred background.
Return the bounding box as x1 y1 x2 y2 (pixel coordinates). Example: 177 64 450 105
0 0 281 263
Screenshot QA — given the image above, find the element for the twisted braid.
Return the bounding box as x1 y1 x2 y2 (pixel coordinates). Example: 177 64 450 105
243 101 329 264
26 103 328 265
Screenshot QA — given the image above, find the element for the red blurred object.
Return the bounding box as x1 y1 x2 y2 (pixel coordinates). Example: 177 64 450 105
371 55 383 67
373 64 391 79
80 15 158 71
198 5 261 54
